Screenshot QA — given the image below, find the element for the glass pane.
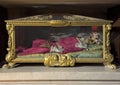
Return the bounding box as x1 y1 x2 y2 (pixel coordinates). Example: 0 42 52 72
15 26 103 58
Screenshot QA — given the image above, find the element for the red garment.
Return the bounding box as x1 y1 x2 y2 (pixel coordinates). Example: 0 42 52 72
58 37 84 53
18 47 49 56
18 39 50 56
16 46 25 52
17 37 84 56
32 39 49 48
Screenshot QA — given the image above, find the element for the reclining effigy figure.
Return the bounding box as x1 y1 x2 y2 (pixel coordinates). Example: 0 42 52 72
16 32 102 56
17 37 87 55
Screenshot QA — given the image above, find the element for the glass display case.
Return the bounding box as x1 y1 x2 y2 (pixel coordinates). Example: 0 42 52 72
3 14 116 69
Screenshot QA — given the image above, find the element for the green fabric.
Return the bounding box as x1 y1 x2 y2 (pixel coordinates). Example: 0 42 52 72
71 44 103 58
71 50 102 58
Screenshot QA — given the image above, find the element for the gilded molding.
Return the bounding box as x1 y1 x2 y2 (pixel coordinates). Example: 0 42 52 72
6 24 15 62
49 20 70 27
103 24 116 69
2 24 16 69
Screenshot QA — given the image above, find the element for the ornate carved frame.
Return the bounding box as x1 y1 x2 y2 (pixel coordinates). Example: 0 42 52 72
2 15 116 69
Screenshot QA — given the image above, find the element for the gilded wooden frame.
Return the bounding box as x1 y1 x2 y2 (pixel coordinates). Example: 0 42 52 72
2 16 116 69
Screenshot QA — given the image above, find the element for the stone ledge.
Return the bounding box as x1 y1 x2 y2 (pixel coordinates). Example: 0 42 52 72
0 81 120 85
0 65 120 81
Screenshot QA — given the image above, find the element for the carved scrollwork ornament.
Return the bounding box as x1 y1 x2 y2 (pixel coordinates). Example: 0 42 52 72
5 24 15 64
49 20 70 27
44 54 75 66
103 24 116 70
2 62 16 69
103 51 116 70
104 52 113 62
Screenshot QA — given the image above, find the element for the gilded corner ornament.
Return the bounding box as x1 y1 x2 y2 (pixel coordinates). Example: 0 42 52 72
103 24 116 69
2 24 16 69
